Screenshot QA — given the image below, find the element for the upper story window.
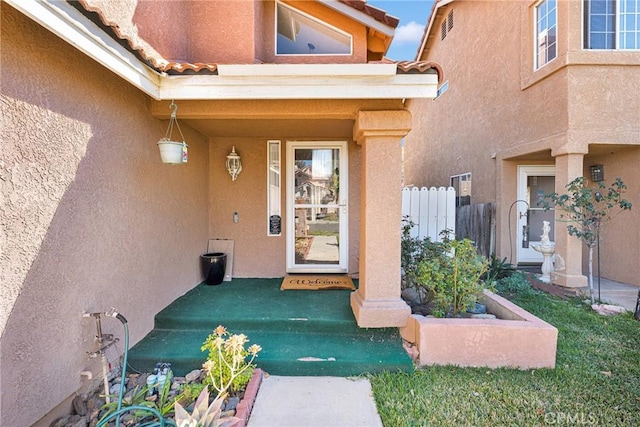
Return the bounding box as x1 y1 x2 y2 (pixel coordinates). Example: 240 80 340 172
276 1 352 55
535 0 558 69
584 0 640 49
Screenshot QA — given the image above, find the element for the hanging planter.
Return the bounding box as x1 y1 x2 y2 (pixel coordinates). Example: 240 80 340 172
158 139 187 164
157 101 188 165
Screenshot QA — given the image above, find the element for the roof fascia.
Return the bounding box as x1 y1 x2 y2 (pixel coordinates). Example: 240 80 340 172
158 71 438 100
417 0 455 60
317 0 395 37
6 0 161 98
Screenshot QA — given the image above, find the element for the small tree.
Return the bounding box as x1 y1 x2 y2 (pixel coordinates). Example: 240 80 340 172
542 177 632 304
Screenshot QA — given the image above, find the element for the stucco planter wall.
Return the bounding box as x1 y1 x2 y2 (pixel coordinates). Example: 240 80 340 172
400 290 558 369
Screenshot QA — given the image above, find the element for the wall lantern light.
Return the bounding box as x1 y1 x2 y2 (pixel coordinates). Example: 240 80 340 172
157 100 188 165
226 146 242 181
590 164 604 182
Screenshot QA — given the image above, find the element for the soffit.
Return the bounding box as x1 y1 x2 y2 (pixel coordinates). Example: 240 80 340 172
153 99 404 138
184 118 355 139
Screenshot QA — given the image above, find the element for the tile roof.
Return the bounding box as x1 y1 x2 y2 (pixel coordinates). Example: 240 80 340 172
338 0 400 28
73 0 436 77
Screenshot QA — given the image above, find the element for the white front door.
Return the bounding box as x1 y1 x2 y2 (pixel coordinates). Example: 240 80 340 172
517 165 556 264
286 141 348 273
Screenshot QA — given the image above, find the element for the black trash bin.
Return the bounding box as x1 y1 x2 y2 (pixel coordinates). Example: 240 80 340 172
200 252 227 286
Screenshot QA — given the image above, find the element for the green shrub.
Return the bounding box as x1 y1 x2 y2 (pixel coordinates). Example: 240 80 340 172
413 233 489 317
494 271 534 296
482 254 516 286
401 218 441 303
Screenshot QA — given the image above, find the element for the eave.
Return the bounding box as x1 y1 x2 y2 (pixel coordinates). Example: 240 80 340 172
9 0 437 101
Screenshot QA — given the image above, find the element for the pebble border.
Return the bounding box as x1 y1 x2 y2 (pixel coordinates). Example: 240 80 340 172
233 368 264 426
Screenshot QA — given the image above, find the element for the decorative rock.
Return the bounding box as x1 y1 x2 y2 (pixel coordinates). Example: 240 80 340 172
185 369 202 383
49 416 69 427
69 416 88 427
471 313 496 319
401 288 421 305
72 395 88 416
413 305 431 316
109 383 121 395
225 396 241 411
136 373 149 387
467 302 487 314
86 395 104 412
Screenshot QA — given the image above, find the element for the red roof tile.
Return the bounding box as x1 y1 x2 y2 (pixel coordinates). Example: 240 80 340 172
338 0 400 28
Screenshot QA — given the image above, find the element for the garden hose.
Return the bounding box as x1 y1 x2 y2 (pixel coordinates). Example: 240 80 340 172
96 309 176 427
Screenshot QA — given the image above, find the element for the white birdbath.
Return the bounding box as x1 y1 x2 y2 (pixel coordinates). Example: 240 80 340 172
530 221 555 283
530 242 555 283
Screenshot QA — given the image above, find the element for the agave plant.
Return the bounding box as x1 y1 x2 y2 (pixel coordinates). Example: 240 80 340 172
174 387 239 427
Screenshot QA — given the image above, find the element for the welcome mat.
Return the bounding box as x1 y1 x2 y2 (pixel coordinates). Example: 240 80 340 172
281 275 355 291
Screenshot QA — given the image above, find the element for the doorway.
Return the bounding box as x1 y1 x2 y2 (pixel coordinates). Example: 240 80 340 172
516 165 556 264
286 141 348 273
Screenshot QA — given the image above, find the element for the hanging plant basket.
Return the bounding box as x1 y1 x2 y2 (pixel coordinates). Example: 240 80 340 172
157 138 188 165
158 101 188 165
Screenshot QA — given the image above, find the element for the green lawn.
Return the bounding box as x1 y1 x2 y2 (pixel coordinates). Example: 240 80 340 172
370 290 640 426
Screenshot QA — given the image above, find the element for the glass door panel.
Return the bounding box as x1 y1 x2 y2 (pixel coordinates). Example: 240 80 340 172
287 142 347 273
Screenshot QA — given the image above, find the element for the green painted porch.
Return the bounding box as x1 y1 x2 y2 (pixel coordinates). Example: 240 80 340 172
128 278 413 377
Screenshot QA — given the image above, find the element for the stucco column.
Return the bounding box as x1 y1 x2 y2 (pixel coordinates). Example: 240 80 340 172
351 110 412 327
551 153 588 288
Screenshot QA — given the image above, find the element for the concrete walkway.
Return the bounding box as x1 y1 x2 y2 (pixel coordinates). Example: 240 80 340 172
587 277 639 311
247 376 382 427
305 235 339 263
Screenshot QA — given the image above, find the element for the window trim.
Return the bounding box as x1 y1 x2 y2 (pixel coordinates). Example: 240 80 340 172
534 0 558 70
274 1 353 57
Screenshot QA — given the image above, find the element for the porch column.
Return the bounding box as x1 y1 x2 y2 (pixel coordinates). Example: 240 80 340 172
351 110 412 327
551 153 588 288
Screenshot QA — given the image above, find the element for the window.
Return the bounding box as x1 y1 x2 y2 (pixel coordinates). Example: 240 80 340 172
267 140 282 236
535 0 557 69
450 173 471 207
584 0 640 49
276 1 352 55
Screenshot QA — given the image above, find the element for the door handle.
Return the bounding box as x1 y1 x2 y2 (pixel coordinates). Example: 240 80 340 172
338 200 347 213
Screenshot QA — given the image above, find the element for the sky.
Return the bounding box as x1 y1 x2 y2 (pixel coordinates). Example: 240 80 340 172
367 1 435 61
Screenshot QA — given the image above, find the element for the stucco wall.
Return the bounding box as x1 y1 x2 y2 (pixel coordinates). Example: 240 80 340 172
133 0 190 61
404 1 570 202
208 138 361 278
132 0 367 65
1 5 209 426
583 149 640 285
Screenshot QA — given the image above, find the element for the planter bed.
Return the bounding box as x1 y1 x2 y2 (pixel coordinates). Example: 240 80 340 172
400 290 558 369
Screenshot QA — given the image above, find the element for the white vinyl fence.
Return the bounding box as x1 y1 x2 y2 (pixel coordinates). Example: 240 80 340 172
401 186 456 242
